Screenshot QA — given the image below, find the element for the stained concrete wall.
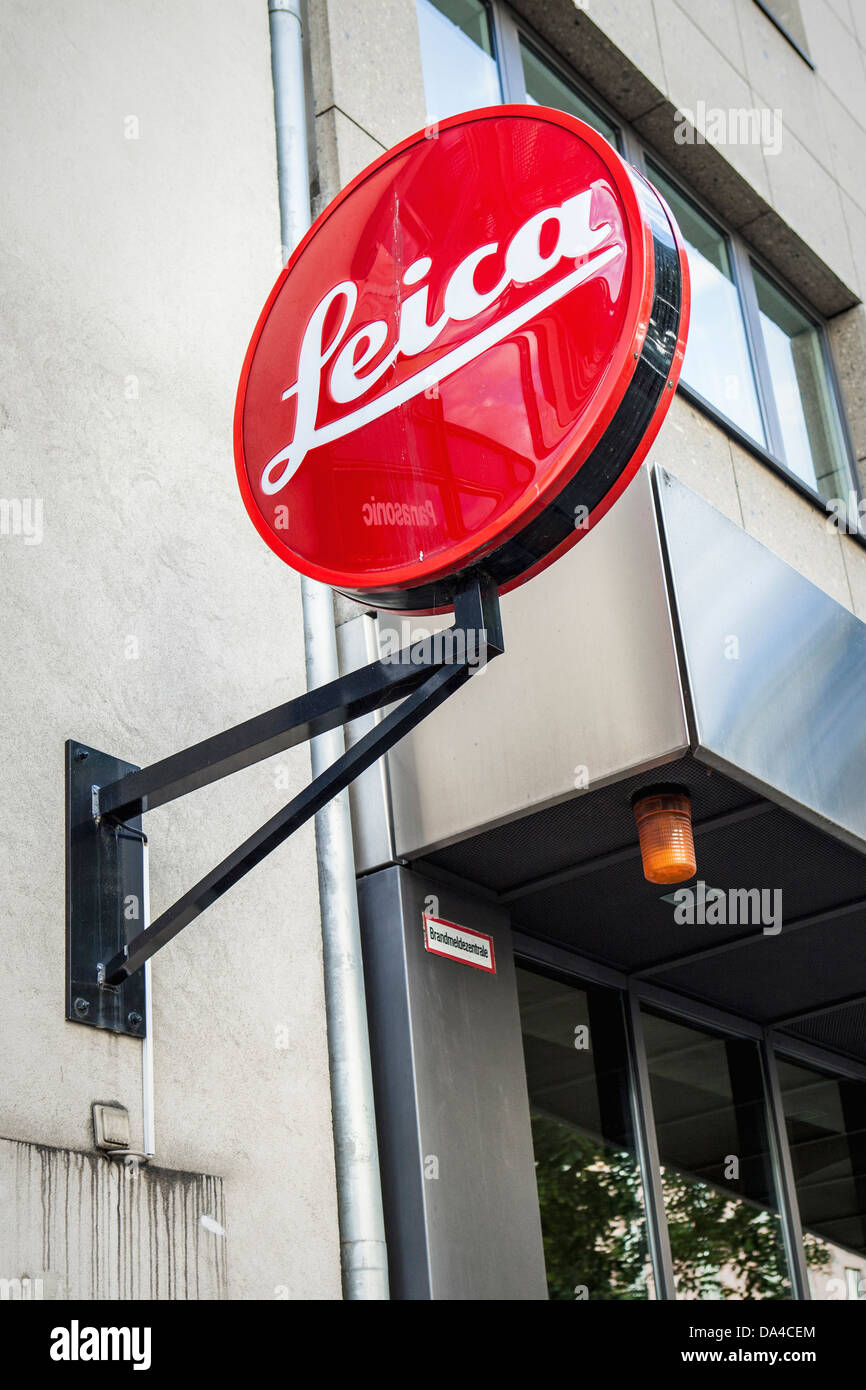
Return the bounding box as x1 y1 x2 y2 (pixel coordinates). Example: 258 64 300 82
0 2 340 1298
0 1139 227 1300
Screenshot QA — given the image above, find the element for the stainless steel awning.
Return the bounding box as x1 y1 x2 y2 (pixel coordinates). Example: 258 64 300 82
342 466 866 1066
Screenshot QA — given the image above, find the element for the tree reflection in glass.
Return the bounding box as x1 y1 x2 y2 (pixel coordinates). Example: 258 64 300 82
529 1115 652 1300
517 968 653 1300
519 972 822 1300
641 1009 799 1299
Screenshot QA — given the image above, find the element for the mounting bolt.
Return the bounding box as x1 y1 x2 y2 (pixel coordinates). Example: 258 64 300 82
73 997 90 1017
127 1012 142 1030
75 749 89 762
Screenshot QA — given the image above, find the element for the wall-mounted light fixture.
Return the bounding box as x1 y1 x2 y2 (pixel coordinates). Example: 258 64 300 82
631 785 696 885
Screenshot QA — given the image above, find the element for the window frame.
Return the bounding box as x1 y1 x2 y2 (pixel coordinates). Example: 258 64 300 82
637 158 778 457
422 0 863 537
744 254 858 503
499 21 620 147
514 928 866 1301
752 0 815 71
637 999 805 1301
515 962 661 1300
633 142 860 520
417 0 504 114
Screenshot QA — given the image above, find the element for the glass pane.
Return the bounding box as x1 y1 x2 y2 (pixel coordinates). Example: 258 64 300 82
753 266 850 502
517 968 654 1300
776 1057 866 1300
417 0 500 124
648 164 765 445
520 40 617 145
641 1010 793 1299
760 1 811 58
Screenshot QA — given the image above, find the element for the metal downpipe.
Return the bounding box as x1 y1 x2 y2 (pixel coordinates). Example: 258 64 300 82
267 0 389 1300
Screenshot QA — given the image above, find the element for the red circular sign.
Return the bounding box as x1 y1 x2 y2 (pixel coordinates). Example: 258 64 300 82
235 106 689 612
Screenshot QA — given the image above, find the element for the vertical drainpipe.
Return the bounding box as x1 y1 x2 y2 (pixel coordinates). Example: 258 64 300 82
267 0 390 1300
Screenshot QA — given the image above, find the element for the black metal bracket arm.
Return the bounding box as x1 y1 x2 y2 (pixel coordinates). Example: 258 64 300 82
66 575 503 1028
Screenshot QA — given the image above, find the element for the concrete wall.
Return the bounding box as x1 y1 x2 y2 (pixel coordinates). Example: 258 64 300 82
0 1139 227 1300
0 1 340 1298
308 0 427 211
4 0 865 1303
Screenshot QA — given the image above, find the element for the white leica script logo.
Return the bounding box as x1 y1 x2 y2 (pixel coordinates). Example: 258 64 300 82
261 188 624 496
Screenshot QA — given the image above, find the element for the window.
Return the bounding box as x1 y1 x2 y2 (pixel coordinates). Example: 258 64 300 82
752 267 851 502
520 39 617 144
648 165 765 445
416 0 859 519
776 1057 866 1300
517 969 655 1300
641 1010 793 1299
417 0 500 123
516 949 866 1301
753 1 813 67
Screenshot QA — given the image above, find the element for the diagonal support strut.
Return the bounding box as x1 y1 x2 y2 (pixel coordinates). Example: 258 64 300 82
69 573 504 1008
103 660 473 984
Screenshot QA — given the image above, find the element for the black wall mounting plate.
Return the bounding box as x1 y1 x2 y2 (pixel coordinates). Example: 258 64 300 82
65 741 147 1036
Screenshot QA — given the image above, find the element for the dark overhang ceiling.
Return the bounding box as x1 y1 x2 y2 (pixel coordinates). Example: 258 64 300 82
418 753 866 1067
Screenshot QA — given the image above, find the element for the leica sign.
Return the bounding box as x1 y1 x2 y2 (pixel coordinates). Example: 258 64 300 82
235 106 690 612
259 190 618 498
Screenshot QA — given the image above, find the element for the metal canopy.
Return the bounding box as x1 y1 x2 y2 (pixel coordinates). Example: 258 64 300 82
655 468 866 860
418 753 866 1066
409 472 866 1067
417 750 866 1061
341 469 866 1063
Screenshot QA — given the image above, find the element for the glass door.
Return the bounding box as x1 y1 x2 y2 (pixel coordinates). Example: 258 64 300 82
517 967 655 1299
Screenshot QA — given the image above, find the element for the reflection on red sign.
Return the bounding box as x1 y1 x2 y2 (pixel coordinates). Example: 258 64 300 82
235 106 689 612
